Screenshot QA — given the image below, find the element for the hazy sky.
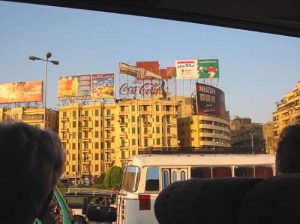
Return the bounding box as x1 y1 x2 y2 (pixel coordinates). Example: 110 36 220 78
1 1 300 124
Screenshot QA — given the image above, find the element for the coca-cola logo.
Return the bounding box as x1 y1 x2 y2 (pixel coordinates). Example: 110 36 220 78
120 82 162 95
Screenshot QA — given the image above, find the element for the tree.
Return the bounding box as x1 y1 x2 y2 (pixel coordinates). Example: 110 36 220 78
103 166 123 190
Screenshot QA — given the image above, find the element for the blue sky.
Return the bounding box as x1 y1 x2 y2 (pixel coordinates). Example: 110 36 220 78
1 1 300 123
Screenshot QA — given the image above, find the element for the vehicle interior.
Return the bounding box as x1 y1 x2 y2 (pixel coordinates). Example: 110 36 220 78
5 0 300 37
2 1 300 224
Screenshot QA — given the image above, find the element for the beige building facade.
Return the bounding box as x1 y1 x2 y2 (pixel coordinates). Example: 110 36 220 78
0 106 58 131
178 114 231 148
272 81 300 151
59 98 180 178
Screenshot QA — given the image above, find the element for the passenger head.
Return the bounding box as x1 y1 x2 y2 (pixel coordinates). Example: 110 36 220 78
276 124 300 175
0 122 65 224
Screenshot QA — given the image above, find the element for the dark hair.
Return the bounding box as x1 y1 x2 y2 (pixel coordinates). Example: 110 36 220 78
276 124 300 174
0 122 65 224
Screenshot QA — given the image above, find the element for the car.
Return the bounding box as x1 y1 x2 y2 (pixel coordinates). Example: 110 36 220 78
85 195 117 222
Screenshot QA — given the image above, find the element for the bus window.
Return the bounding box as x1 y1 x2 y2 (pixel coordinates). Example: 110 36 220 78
162 170 170 189
181 171 186 181
172 171 177 182
213 167 232 178
145 167 159 191
191 167 212 178
255 166 273 179
234 167 254 177
122 166 140 192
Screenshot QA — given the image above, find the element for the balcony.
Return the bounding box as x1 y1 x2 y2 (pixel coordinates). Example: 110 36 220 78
82 160 89 164
105 115 114 119
82 116 88 120
61 117 68 122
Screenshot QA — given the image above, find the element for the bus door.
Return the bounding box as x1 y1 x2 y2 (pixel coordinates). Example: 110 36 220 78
161 168 188 189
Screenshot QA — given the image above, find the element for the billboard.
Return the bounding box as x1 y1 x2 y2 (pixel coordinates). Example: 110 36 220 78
196 83 225 118
119 61 175 80
58 74 114 99
92 74 114 99
175 60 199 79
198 59 219 78
119 80 163 97
119 63 162 80
0 81 43 104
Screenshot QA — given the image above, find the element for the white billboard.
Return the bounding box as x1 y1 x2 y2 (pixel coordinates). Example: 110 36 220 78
175 60 198 79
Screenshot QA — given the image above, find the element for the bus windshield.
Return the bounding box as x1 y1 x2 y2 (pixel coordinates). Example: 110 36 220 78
122 166 140 192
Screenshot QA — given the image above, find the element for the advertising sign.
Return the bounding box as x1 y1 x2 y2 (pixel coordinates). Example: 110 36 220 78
119 63 162 80
0 81 43 103
92 74 114 99
198 59 219 78
58 74 115 99
196 83 225 118
119 80 163 96
175 60 198 79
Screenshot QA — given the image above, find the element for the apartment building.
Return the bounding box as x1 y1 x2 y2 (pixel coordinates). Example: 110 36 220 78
178 114 231 148
0 106 58 131
272 81 300 147
230 117 264 153
263 121 275 154
59 98 180 178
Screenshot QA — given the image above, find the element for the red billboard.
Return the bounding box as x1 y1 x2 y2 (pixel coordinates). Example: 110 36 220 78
196 83 225 118
0 81 43 104
120 61 175 80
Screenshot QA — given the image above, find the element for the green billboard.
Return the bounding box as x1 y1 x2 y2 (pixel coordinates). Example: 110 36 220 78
198 59 219 78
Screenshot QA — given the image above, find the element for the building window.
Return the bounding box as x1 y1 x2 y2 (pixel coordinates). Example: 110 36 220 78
72 165 76 172
132 139 136 145
72 132 76 138
156 116 160 122
95 165 99 171
72 111 77 118
121 139 126 147
72 154 76 161
144 139 148 147
131 105 135 111
132 127 136 134
156 127 160 133
95 142 99 149
132 150 136 156
144 127 148 134
95 131 99 138
95 120 99 127
107 110 111 115
157 138 161 145
95 110 99 116
132 116 136 122
72 143 76 150
72 121 76 128
95 153 99 160
156 105 159 111
121 151 125 159
63 112 67 117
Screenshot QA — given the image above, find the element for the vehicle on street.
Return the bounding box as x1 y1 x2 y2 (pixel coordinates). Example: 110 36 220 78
116 149 275 224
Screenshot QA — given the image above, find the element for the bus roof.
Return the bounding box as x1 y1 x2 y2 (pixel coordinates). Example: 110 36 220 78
127 154 275 167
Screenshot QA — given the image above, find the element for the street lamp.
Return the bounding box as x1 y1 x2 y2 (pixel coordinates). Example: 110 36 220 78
29 52 59 127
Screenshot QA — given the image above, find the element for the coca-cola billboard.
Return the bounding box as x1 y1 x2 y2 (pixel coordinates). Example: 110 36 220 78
119 81 164 96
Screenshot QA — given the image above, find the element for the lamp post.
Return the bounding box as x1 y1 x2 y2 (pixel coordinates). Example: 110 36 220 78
249 132 256 154
29 52 59 127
